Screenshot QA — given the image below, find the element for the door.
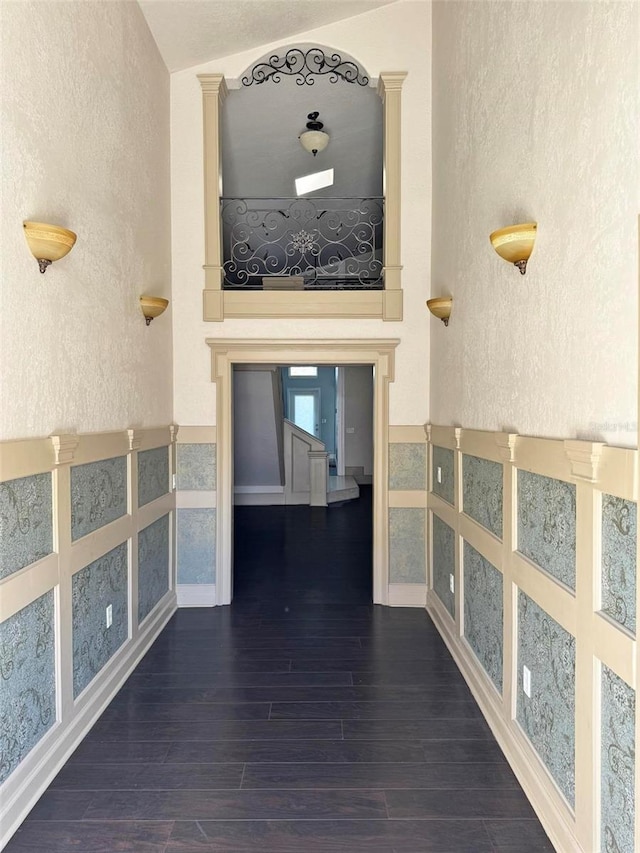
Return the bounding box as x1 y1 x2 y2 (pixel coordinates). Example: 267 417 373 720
288 389 321 437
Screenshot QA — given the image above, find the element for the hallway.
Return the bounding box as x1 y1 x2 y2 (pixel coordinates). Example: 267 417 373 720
6 491 552 852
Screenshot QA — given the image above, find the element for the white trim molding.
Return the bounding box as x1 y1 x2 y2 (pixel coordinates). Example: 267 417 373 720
177 583 216 608
206 338 399 606
198 70 406 322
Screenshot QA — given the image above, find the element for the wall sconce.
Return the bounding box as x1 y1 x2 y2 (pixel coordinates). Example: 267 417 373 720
427 296 452 326
23 221 77 273
140 296 169 326
299 112 329 157
490 222 537 275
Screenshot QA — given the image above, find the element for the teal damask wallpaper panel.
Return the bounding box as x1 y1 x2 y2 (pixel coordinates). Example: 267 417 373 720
177 443 216 491
0 472 53 580
138 446 170 508
431 446 454 505
70 456 127 541
388 508 425 583
463 541 503 693
0 591 56 783
389 444 426 491
72 542 128 697
432 515 455 618
177 508 216 584
601 665 635 853
601 494 637 633
138 514 170 623
462 454 503 539
517 470 576 590
517 591 576 806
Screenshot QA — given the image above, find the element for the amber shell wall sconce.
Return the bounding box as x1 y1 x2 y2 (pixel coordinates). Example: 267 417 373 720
490 222 537 275
426 296 452 326
140 295 169 326
23 221 77 273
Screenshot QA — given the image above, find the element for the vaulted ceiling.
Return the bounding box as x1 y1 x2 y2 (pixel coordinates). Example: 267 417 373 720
138 0 399 72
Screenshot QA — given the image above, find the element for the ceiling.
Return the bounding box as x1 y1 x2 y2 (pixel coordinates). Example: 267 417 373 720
138 0 399 72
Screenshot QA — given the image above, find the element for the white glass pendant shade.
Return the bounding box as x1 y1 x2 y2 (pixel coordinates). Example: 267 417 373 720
299 130 330 156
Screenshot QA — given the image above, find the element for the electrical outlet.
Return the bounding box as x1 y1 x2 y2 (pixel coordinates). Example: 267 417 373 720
106 604 113 629
449 573 455 594
523 665 531 697
437 466 443 484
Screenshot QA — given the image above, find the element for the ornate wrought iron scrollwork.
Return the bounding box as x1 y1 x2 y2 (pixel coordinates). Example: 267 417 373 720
221 197 383 290
242 48 369 87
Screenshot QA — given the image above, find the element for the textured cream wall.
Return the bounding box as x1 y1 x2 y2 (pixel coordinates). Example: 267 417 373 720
170 1 431 427
431 1 638 447
0 1 172 441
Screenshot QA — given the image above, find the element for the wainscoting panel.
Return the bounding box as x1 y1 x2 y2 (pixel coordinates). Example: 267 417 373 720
431 445 454 505
0 427 177 848
462 454 503 539
138 445 170 508
463 540 503 693
0 590 56 784
601 664 636 853
70 456 128 541
517 469 577 591
388 507 425 583
176 443 216 491
138 513 170 624
601 494 637 633
426 424 638 853
177 508 217 584
432 514 455 619
517 590 576 806
174 429 218 608
0 472 53 580
72 543 129 698
386 428 427 603
388 443 426 491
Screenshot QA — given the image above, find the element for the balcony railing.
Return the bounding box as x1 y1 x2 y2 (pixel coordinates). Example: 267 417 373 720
220 197 384 289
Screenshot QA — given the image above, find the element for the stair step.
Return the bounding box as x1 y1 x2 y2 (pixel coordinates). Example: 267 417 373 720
327 475 360 504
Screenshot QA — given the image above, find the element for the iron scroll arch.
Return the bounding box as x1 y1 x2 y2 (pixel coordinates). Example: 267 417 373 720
241 47 369 87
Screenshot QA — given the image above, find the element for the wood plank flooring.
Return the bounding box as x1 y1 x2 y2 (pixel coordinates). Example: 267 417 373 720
5 489 554 852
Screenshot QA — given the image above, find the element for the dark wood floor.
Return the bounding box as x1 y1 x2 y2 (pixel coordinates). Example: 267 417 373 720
6 489 554 852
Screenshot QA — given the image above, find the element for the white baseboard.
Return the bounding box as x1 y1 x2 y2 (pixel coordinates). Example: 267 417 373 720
233 492 285 506
426 590 581 853
233 486 285 505
0 592 176 851
177 583 216 607
387 583 427 607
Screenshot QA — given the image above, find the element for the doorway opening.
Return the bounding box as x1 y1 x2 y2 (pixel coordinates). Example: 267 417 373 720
206 338 399 606
232 363 374 605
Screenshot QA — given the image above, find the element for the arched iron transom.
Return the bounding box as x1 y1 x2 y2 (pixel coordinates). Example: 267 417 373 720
242 47 369 87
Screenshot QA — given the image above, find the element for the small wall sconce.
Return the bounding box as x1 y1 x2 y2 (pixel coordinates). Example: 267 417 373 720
23 221 77 273
427 296 452 326
490 222 537 275
299 112 330 156
140 296 169 326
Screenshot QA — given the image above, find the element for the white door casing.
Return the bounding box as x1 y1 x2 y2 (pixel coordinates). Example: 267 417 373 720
206 338 399 606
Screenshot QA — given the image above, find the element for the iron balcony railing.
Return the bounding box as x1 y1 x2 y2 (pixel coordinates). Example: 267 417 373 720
220 197 384 289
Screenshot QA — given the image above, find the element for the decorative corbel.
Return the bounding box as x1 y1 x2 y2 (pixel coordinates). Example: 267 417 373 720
495 433 518 463
50 433 79 465
127 429 142 452
563 440 605 483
